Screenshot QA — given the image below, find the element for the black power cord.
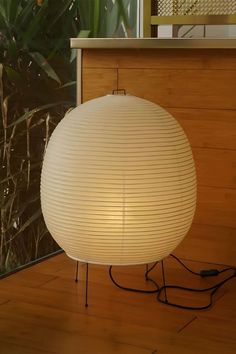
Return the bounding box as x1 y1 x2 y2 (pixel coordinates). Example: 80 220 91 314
109 255 236 310
109 261 159 294
170 254 235 278
158 269 236 311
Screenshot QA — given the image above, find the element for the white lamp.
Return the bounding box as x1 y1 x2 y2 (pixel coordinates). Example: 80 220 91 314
41 95 196 266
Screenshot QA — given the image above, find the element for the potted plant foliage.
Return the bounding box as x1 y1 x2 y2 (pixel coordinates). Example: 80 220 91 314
0 0 136 275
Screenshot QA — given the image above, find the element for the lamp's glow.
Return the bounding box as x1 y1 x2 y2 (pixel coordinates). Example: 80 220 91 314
41 95 196 265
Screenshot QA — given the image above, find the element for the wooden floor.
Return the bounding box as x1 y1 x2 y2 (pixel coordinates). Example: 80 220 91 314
0 253 235 354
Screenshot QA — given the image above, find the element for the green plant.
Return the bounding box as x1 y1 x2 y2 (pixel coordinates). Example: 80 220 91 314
78 0 137 38
0 0 136 275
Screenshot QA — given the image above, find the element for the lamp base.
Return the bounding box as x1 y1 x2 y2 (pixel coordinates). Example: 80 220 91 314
73 254 236 310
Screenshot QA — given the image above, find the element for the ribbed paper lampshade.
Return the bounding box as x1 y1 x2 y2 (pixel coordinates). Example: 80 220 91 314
41 95 196 265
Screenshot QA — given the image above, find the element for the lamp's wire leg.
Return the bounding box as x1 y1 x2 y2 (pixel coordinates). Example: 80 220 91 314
75 261 79 283
85 263 89 307
145 264 149 280
161 260 168 303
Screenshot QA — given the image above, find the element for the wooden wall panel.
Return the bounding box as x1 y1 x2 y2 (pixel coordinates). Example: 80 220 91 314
175 224 236 267
169 108 236 150
82 48 236 266
83 49 236 70
194 186 236 229
82 68 117 102
193 148 236 189
118 69 236 110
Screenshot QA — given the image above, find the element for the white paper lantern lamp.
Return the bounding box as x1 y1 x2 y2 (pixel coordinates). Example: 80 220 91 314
41 95 196 266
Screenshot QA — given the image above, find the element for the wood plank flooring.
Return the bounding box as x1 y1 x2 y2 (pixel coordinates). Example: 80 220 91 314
0 253 235 354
